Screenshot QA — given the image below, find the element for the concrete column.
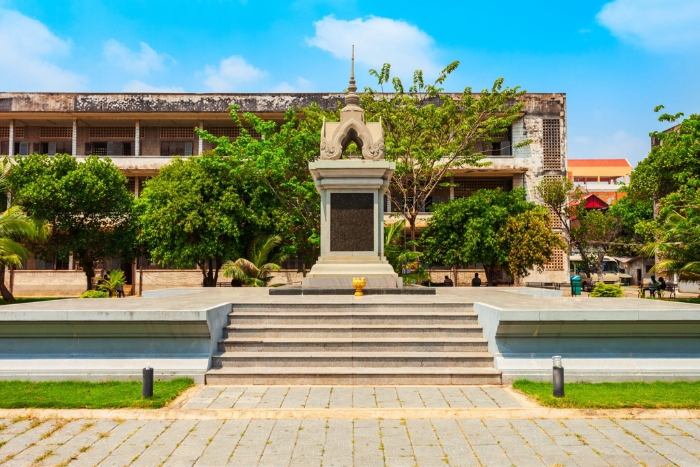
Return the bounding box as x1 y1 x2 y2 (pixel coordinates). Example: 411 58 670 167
198 121 203 155
8 120 14 156
449 176 455 200
71 118 77 156
135 121 140 156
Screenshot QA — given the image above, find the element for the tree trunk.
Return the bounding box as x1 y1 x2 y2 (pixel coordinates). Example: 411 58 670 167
409 218 417 251
0 267 15 303
203 259 215 287
301 262 307 278
452 266 457 287
82 261 95 291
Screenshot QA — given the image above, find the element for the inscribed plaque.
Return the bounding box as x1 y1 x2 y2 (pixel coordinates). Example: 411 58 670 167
330 193 374 251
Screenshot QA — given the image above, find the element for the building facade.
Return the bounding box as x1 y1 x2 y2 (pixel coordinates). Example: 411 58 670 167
0 92 568 294
567 158 631 205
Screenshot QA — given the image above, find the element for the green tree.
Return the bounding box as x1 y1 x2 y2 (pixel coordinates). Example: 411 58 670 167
499 207 567 283
642 183 700 282
359 62 528 246
8 154 135 291
0 205 46 302
197 106 332 275
606 191 654 256
383 219 420 274
628 109 700 213
136 154 269 286
221 234 287 287
96 269 126 297
422 188 558 285
572 209 622 282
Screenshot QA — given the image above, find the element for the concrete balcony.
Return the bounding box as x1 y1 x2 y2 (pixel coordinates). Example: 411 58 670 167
74 155 176 175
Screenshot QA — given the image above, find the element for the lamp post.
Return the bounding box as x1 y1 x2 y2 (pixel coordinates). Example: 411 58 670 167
553 356 564 397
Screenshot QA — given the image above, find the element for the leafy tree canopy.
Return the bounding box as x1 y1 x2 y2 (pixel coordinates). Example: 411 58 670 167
197 106 334 273
628 109 700 202
421 188 563 284
8 154 135 291
135 154 272 286
358 62 528 245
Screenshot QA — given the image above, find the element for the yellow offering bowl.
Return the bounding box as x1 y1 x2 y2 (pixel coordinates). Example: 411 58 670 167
352 277 366 297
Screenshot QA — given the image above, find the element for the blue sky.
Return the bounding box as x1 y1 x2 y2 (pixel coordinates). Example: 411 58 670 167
1 0 699 165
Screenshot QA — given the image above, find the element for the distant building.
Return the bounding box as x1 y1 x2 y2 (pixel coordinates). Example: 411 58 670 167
1 91 568 293
567 159 631 205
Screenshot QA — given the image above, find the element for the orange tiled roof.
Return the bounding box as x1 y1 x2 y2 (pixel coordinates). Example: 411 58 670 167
568 159 631 168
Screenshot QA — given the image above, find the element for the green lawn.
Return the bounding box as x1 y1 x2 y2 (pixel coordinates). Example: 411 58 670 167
0 379 194 409
0 297 70 306
513 379 700 409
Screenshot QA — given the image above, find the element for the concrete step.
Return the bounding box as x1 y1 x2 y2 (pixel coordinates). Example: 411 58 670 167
231 303 474 314
229 311 478 325
224 324 484 338
219 337 489 353
211 351 495 368
205 367 502 385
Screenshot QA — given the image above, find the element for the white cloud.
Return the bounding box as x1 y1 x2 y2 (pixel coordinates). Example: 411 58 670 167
270 77 315 93
122 80 184 93
597 0 700 50
0 9 85 90
103 39 172 74
306 15 440 79
202 55 268 92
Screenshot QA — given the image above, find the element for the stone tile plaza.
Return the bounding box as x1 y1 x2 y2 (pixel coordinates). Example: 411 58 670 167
2 1 700 466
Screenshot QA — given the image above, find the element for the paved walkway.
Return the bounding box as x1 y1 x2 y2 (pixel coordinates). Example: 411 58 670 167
182 386 526 410
3 414 700 466
2 386 700 466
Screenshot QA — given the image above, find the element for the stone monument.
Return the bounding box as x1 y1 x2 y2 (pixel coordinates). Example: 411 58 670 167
302 48 401 288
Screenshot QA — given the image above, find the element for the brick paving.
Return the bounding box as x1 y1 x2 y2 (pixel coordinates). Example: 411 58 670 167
1 386 700 466
182 386 525 409
1 415 700 466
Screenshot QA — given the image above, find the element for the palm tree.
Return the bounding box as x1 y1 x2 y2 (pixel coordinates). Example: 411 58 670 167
384 220 420 274
643 210 700 282
97 269 127 297
0 205 45 302
221 235 287 287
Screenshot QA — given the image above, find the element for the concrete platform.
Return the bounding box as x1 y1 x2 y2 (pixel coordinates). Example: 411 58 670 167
270 285 436 295
0 286 698 383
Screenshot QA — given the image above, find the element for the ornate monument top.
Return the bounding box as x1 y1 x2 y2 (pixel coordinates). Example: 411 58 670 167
319 46 385 161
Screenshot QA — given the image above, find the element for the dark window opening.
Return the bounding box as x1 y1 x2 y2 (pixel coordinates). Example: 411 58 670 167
161 141 193 156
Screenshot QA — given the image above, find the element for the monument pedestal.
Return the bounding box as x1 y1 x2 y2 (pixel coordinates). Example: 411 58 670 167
303 160 401 289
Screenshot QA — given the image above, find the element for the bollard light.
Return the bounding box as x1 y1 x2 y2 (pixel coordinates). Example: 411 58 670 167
142 363 154 398
552 356 564 398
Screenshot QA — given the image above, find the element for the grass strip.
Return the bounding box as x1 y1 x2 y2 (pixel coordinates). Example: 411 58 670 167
513 379 700 409
0 378 194 409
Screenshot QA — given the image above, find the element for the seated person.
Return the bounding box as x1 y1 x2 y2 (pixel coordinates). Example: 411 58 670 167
443 275 453 287
658 276 667 291
649 275 660 296
471 273 482 287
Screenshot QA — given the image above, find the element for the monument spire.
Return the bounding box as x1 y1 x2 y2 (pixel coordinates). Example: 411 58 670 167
345 45 360 106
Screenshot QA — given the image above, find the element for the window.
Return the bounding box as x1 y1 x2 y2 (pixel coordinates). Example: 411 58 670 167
35 142 71 155
160 127 194 139
161 141 193 156
542 119 561 170
85 142 132 156
89 127 135 139
480 126 512 156
17 142 29 155
453 178 513 198
40 127 72 139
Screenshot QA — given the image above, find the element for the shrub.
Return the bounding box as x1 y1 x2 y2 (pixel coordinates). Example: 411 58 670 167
79 290 108 299
589 282 624 297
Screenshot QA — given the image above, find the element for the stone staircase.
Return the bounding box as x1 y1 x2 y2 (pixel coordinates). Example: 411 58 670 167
205 302 501 385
